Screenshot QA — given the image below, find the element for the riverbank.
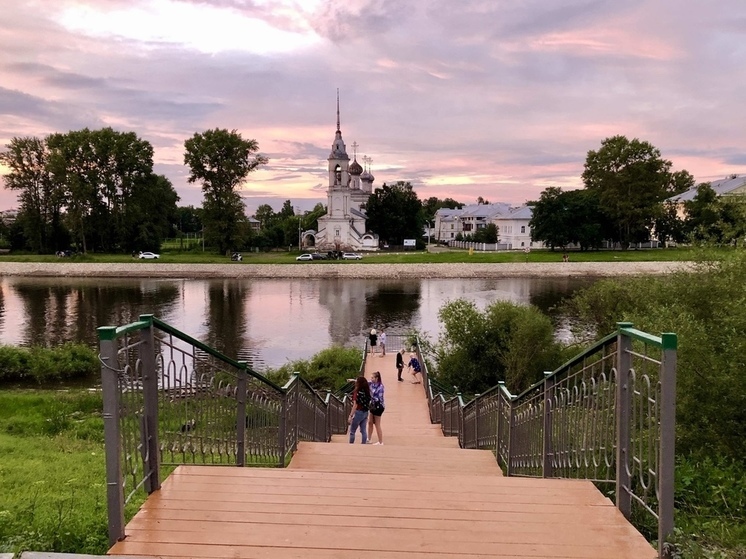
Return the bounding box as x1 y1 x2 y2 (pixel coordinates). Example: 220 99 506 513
0 261 692 279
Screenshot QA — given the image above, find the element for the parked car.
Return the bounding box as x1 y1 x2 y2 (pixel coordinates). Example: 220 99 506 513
231 253 242 261
311 253 326 260
138 251 160 259
296 253 314 261
342 252 362 260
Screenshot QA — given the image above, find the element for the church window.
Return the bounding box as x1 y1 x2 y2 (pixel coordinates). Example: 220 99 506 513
334 165 341 185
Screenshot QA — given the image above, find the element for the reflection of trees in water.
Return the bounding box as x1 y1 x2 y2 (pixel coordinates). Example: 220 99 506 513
364 280 421 333
11 279 180 347
527 277 595 322
204 280 247 361
0 283 5 337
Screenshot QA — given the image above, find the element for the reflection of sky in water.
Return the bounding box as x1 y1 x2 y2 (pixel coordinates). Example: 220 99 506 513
0 276 594 372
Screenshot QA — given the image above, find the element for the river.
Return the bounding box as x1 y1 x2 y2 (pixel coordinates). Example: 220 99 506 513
0 276 596 372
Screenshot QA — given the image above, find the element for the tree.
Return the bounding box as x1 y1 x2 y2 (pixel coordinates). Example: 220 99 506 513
472 223 498 243
184 129 268 254
0 136 65 253
364 181 423 245
254 204 275 230
684 184 746 245
434 299 564 395
529 187 608 250
581 136 693 248
422 196 464 222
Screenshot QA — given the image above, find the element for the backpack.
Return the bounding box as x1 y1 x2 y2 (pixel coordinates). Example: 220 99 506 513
356 388 371 410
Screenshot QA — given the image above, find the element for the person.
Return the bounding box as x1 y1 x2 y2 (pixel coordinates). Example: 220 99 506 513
367 371 385 445
379 330 386 357
348 376 371 444
407 353 422 384
396 349 405 382
368 328 377 354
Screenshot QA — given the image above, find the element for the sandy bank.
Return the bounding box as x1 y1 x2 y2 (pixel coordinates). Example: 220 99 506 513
0 261 692 279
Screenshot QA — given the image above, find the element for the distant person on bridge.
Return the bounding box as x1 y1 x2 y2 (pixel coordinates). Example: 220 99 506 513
367 371 385 445
368 328 378 354
348 376 371 444
408 354 422 384
379 330 387 356
396 349 405 381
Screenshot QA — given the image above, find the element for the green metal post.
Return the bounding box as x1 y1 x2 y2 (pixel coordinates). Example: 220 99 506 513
138 315 160 493
658 333 677 558
98 327 125 546
542 371 554 478
236 361 247 467
615 322 634 519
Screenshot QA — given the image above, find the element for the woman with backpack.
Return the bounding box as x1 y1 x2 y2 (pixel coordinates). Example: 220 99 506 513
348 375 371 444
367 371 385 445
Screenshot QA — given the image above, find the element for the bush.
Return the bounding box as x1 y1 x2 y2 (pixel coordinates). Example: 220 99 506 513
264 346 363 392
434 299 565 395
0 344 98 384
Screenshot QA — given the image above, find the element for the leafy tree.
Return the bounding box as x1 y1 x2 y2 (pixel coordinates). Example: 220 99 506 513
683 183 746 245
305 202 327 232
472 223 498 243
364 181 423 245
184 129 268 254
176 205 203 235
254 204 275 230
278 199 295 220
581 136 693 248
422 196 464 222
434 299 564 395
529 187 572 249
653 200 686 246
476 196 491 205
46 128 165 253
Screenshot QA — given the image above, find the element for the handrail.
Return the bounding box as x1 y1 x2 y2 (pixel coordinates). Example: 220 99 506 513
99 315 351 547
423 322 677 559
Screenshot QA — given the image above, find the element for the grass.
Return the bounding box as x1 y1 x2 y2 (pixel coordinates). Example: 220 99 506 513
0 245 722 265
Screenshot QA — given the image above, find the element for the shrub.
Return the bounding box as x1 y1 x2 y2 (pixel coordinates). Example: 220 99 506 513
264 346 363 392
0 344 98 384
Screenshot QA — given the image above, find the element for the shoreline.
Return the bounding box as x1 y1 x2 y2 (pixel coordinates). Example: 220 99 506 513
0 261 691 279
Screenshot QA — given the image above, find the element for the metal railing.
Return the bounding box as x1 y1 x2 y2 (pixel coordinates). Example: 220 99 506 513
424 322 677 559
98 314 350 546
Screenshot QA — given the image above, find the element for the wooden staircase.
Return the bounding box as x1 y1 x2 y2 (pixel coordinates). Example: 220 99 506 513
109 351 657 558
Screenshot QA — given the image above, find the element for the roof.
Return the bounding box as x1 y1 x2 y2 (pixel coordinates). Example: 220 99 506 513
669 175 746 203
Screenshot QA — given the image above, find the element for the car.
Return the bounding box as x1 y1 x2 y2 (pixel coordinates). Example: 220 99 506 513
311 253 326 260
138 251 160 259
296 253 314 261
342 252 362 260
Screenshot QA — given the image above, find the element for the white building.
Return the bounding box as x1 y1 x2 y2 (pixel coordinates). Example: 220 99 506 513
309 95 378 252
667 174 746 219
433 203 542 249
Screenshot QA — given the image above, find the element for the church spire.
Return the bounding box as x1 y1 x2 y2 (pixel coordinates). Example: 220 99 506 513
336 88 340 132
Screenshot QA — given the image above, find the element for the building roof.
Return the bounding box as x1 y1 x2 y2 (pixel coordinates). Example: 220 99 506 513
668 175 746 203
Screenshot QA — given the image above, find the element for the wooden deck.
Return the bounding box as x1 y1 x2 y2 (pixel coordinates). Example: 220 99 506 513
109 350 657 558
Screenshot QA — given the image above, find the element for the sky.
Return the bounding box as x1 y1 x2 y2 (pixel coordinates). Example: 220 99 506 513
1 0 745 216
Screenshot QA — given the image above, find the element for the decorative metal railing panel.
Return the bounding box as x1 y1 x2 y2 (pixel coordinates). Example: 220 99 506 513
99 314 355 546
422 323 677 559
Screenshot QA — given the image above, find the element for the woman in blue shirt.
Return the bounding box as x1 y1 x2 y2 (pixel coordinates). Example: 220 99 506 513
367 371 385 445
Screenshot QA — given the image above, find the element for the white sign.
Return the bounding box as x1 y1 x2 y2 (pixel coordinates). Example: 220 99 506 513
403 239 416 247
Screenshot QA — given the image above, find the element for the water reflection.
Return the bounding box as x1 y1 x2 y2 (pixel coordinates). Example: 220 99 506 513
0 276 594 372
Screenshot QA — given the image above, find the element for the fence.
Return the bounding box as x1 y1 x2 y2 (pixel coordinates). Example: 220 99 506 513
423 322 677 559
98 314 350 546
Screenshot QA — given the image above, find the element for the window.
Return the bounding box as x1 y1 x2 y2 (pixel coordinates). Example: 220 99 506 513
521 225 526 234
450 232 454 238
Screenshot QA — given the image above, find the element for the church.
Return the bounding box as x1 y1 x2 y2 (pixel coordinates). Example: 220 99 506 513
305 94 379 252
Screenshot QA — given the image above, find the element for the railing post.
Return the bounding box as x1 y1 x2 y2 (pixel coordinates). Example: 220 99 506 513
542 371 554 478
659 333 677 558
326 390 332 442
615 322 634 519
98 327 125 546
293 373 300 451
138 315 160 492
456 393 463 448
236 361 247 467
507 395 515 477
278 387 288 468
474 396 480 449
496 381 505 465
